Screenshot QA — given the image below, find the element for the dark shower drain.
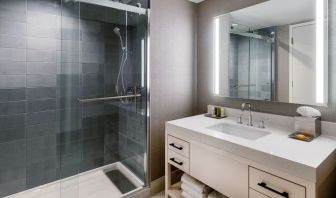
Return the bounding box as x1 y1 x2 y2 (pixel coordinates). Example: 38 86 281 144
105 169 137 194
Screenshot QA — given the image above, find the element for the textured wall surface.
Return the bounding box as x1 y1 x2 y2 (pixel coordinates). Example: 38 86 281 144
197 0 336 122
150 0 197 181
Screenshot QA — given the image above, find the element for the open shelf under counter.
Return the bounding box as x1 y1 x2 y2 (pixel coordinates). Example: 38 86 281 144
166 181 182 198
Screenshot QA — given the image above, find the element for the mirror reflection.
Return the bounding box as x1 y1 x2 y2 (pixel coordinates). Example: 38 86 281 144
213 0 328 106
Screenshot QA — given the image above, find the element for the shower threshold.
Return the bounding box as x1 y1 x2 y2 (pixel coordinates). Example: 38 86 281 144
5 162 144 198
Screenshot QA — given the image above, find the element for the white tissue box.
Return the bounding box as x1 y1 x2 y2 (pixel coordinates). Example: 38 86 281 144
294 116 321 137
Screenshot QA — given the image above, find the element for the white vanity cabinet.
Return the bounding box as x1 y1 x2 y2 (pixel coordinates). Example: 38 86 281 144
165 115 336 198
165 133 309 198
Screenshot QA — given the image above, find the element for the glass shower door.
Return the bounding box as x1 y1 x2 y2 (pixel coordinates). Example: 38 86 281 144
59 1 148 197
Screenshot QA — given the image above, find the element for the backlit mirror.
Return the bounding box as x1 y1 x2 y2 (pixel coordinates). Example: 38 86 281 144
213 0 328 106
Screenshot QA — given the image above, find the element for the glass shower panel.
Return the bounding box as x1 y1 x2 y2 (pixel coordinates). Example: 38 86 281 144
59 1 81 197
249 28 274 101
229 25 274 100
229 34 250 99
59 1 148 197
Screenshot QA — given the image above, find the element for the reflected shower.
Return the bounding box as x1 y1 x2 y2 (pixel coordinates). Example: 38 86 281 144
113 27 126 50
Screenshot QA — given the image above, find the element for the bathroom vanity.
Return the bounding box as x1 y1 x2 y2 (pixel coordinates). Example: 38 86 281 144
164 110 336 198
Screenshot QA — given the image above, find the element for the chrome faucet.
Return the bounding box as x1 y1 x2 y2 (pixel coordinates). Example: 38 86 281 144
241 102 253 126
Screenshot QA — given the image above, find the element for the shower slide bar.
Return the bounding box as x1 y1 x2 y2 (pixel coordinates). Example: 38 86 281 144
71 0 147 15
78 94 141 103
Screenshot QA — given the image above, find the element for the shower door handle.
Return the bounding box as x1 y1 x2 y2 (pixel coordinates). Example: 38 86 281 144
78 94 141 104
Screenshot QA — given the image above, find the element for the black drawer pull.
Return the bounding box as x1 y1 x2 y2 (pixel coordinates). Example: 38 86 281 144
258 182 289 198
170 158 183 166
169 143 183 150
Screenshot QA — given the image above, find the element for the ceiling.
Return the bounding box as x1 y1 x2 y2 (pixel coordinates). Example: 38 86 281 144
230 0 315 29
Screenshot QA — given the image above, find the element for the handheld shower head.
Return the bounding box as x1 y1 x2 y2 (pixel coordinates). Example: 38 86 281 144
113 27 126 51
113 27 121 36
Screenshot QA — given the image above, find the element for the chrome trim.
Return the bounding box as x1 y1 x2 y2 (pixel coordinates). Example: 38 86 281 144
78 94 141 103
73 0 147 14
145 8 151 187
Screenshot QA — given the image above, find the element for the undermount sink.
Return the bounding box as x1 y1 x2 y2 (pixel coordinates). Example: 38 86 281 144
206 122 271 140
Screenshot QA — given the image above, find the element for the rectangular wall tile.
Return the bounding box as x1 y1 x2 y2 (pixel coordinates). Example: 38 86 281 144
27 75 57 87
27 24 58 39
0 35 26 49
0 0 27 12
0 127 25 144
27 0 61 15
26 110 57 126
27 38 57 50
0 20 26 36
27 87 56 100
27 12 57 27
27 122 60 138
27 50 57 62
0 114 25 130
0 61 26 75
0 7 26 23
0 75 26 88
27 62 57 74
0 101 25 115
0 49 26 61
27 99 56 113
0 88 26 102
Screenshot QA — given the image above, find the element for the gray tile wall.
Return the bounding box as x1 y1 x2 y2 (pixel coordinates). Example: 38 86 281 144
197 0 336 122
0 0 147 196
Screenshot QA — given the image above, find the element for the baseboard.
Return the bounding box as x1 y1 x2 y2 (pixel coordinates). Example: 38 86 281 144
150 176 165 196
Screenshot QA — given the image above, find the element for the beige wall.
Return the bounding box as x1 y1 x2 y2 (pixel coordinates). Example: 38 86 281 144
197 0 336 122
150 0 197 181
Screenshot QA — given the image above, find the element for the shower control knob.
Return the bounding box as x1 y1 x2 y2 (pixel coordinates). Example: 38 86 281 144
258 120 265 128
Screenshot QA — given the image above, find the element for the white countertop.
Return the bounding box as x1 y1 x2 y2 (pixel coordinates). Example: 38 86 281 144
166 114 336 182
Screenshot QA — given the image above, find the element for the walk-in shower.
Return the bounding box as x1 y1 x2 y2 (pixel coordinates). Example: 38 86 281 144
229 24 274 101
0 0 149 197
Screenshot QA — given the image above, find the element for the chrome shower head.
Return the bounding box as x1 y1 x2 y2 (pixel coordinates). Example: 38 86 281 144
113 27 121 36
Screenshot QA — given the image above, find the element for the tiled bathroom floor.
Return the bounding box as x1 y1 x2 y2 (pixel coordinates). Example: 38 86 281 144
6 170 123 198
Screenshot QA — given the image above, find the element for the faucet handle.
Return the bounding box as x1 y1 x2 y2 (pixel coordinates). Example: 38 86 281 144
258 120 265 128
237 115 243 124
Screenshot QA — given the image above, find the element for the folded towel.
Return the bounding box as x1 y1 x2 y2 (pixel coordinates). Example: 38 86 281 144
182 191 193 198
207 191 229 198
181 174 212 194
181 183 211 198
207 191 217 198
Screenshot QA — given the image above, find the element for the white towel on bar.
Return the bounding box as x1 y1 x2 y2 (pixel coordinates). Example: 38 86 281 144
181 183 211 198
181 174 212 194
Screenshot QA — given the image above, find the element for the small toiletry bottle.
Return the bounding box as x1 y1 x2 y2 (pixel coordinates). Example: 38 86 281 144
220 107 225 117
208 105 214 115
213 107 218 117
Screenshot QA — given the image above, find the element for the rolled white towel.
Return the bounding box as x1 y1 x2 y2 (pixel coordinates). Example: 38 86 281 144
181 174 212 194
182 190 193 198
181 183 211 198
207 191 229 198
207 191 217 198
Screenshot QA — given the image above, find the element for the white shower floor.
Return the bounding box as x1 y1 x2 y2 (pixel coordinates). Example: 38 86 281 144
5 163 143 198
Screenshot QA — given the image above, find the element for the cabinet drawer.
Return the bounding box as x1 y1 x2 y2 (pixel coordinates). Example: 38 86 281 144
168 135 189 158
249 167 305 198
250 189 270 198
168 150 190 173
